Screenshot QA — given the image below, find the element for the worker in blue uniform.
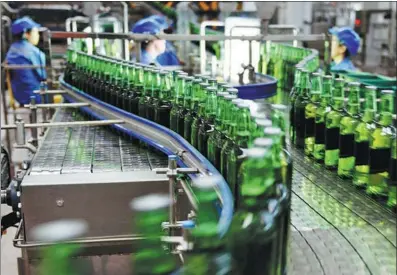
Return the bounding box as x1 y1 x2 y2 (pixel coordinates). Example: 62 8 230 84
5 17 47 105
148 15 180 66
132 19 167 66
329 27 361 71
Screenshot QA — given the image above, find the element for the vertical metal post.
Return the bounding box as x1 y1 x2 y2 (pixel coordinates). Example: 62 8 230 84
121 2 129 61
42 30 54 115
29 96 38 147
15 117 26 146
135 41 141 62
39 82 47 136
168 155 177 227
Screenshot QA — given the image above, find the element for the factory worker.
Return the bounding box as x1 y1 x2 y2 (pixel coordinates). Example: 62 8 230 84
5 17 47 105
132 19 166 66
329 27 361 71
148 15 180 66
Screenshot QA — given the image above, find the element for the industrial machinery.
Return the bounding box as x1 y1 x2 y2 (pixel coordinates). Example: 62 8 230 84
1 3 396 275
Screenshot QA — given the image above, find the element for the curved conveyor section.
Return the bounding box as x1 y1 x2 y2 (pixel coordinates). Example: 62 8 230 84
59 78 234 237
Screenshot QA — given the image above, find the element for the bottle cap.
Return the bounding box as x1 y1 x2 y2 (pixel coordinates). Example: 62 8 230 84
256 119 272 127
251 112 267 120
130 194 171 212
227 88 239 95
192 175 223 190
224 95 237 101
253 138 274 147
245 147 268 158
271 104 287 111
264 127 282 136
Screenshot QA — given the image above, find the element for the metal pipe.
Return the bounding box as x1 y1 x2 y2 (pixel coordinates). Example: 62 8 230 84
121 2 130 61
179 179 198 210
24 103 90 108
33 90 67 95
200 21 225 75
1 2 18 13
2 64 47 69
1 119 125 130
168 156 178 227
50 31 327 42
29 96 38 147
15 118 26 146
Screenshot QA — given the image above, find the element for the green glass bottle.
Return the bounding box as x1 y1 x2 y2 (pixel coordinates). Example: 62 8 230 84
229 147 278 275
270 104 288 148
207 91 228 169
170 73 186 133
387 132 396 208
304 72 322 156
313 75 333 162
337 82 361 178
129 64 144 115
294 69 311 148
221 98 242 188
184 78 201 142
191 83 210 149
138 67 152 119
324 78 346 170
184 176 233 275
176 73 190 136
367 90 395 197
154 71 173 128
263 127 285 185
130 194 177 275
227 101 252 198
31 220 88 275
198 86 218 157
353 86 377 187
251 118 273 144
147 69 161 121
289 67 302 145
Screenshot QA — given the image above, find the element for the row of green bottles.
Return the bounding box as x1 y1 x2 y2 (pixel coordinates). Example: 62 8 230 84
258 42 314 91
289 66 396 208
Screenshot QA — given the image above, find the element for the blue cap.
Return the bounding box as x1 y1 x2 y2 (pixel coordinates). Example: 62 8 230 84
11 17 41 35
147 15 169 30
132 18 162 35
329 27 360 56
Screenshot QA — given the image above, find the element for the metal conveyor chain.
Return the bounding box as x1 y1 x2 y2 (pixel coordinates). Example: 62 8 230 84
30 109 168 175
289 147 397 275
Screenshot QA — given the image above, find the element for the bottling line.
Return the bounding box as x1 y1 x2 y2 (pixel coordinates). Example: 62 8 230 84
1 4 396 275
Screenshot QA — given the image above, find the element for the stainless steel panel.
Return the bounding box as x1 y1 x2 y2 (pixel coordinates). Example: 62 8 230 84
21 171 171 241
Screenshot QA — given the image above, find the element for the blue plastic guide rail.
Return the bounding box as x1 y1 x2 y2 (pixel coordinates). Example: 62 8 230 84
60 78 234 237
234 73 278 100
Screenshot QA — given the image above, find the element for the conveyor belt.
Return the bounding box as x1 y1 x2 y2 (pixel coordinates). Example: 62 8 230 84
30 109 168 175
30 109 397 275
289 147 397 275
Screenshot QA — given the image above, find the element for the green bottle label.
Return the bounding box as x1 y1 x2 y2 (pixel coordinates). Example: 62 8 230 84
339 134 354 157
325 128 340 150
369 148 391 173
354 141 370 166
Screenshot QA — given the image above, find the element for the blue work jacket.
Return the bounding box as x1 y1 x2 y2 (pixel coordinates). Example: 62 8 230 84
156 42 180 66
6 40 47 105
330 58 357 72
